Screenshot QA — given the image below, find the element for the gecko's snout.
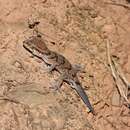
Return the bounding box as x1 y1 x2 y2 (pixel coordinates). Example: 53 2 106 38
23 38 29 44
23 40 26 45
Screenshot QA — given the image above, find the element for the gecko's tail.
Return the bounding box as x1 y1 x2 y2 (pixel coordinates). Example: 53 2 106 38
72 82 95 115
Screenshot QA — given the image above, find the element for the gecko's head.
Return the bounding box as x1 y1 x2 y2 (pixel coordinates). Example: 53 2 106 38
23 36 49 56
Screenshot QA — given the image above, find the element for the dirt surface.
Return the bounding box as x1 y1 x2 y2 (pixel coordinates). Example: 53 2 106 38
0 0 130 130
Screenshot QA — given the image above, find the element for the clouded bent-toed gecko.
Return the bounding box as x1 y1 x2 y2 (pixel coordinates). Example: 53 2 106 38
23 36 95 114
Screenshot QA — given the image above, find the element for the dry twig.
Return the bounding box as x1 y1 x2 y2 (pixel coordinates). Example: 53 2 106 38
106 40 129 105
112 60 130 89
104 2 130 10
0 95 21 104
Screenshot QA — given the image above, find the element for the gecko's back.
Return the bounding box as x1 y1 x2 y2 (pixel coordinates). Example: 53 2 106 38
23 36 49 55
23 36 73 74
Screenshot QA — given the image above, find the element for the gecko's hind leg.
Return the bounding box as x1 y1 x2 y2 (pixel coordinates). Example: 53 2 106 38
49 78 63 91
72 64 85 73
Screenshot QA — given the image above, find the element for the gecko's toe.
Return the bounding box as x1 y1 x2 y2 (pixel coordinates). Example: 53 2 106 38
49 82 61 92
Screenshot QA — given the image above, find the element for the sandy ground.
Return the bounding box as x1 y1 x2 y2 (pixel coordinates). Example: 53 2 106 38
0 0 130 130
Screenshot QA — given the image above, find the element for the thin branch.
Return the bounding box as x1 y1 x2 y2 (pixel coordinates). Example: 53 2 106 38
106 40 129 104
104 2 130 10
112 59 130 89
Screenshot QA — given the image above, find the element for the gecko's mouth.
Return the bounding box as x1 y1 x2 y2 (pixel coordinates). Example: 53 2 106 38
23 43 33 54
23 43 36 58
23 42 43 60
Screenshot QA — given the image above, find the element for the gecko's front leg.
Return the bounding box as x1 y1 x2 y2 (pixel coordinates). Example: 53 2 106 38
44 64 56 73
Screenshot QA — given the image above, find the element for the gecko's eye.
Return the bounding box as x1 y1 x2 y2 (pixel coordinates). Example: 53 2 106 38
30 46 35 50
23 40 28 45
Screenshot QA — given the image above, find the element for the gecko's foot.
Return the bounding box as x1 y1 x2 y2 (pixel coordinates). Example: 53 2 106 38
49 82 61 91
49 85 61 92
72 64 85 73
49 79 63 92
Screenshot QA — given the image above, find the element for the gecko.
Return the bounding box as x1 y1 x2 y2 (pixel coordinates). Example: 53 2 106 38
23 36 95 114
